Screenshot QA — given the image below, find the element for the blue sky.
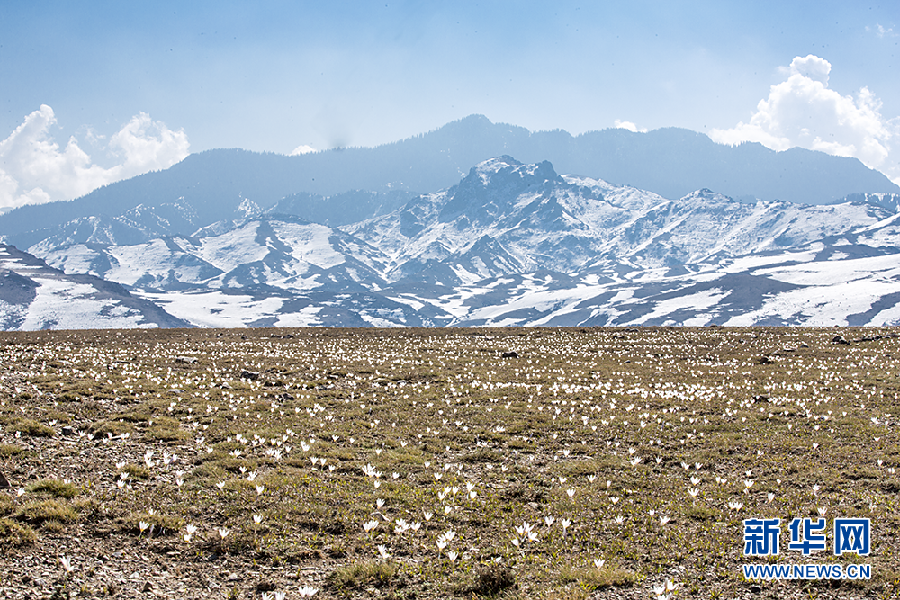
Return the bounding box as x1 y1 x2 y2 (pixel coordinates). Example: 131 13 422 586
0 1 898 208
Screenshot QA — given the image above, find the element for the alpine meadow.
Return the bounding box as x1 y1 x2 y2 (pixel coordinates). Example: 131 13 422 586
0 327 898 598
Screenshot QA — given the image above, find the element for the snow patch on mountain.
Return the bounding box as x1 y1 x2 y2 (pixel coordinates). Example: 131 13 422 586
0 244 188 330
137 290 297 328
6 156 900 329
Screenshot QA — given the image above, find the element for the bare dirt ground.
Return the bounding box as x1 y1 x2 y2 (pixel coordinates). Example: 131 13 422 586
0 327 898 600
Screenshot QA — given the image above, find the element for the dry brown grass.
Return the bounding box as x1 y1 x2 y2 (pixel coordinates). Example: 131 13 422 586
0 326 898 599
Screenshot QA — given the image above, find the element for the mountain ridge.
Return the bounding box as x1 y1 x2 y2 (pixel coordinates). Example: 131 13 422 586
3 154 897 329
2 115 898 252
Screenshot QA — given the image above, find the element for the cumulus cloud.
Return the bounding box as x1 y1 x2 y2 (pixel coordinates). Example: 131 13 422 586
290 144 317 156
109 112 190 174
0 104 189 211
614 119 647 133
710 55 900 186
778 54 831 85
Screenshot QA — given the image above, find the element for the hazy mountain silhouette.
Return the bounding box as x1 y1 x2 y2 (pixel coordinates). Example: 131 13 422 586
1 115 897 249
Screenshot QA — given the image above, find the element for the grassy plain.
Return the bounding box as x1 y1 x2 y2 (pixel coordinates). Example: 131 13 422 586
0 327 898 599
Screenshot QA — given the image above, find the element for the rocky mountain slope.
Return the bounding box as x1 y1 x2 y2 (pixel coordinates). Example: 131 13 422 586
0 245 189 330
4 156 898 329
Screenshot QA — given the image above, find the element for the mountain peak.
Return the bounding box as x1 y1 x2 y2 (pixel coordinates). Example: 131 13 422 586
456 113 493 126
681 188 734 203
436 157 563 223
469 156 561 186
473 155 523 176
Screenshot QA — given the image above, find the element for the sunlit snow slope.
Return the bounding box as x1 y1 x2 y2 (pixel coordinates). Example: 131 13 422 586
8 157 900 328
0 245 189 330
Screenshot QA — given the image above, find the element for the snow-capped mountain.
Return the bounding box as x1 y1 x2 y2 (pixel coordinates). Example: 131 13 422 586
31 216 388 293
0 245 189 330
346 157 896 284
6 155 898 329
2 116 898 255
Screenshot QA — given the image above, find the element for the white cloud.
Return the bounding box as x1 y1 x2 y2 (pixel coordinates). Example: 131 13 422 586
0 104 190 211
710 55 900 186
779 55 830 85
109 112 190 175
290 144 317 156
614 119 647 133
868 24 897 38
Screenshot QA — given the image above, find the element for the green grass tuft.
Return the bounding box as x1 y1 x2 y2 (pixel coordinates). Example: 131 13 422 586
25 479 80 499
